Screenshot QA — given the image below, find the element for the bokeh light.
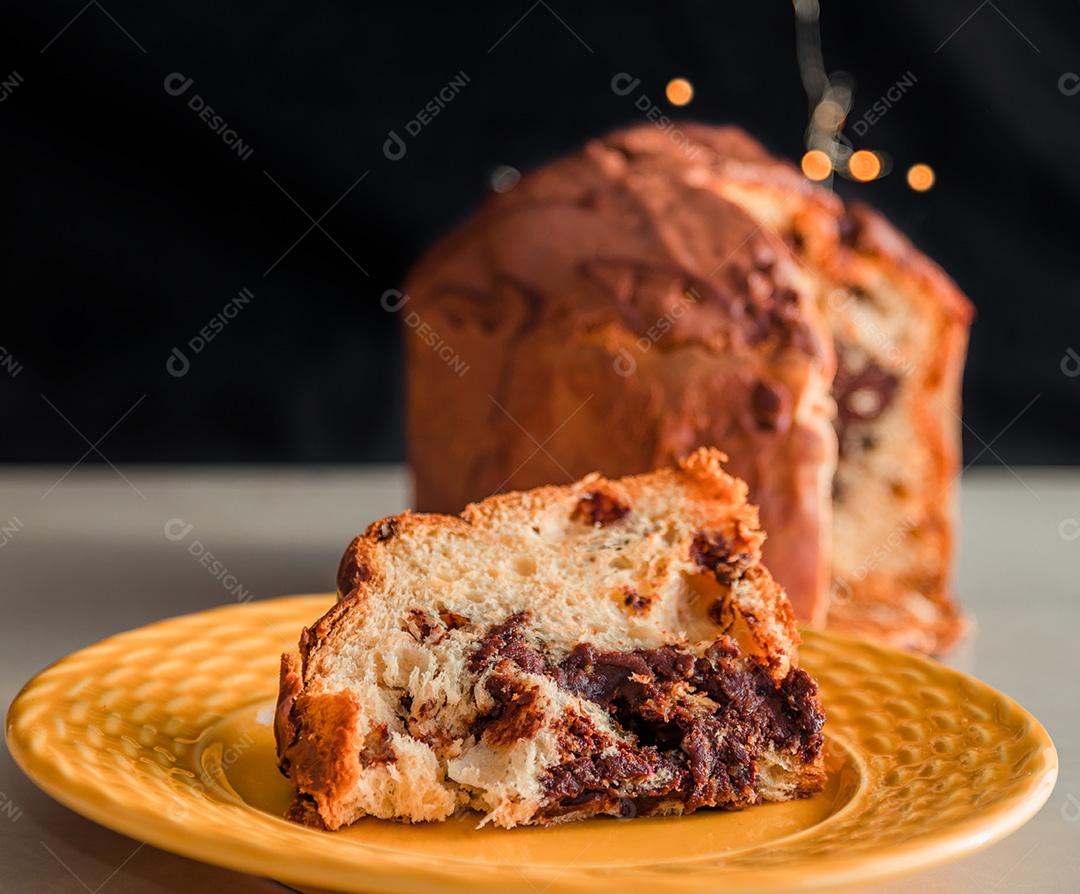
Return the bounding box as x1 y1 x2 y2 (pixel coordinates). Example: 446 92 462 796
907 163 935 191
801 149 832 181
848 150 883 182
665 78 694 106
812 99 846 132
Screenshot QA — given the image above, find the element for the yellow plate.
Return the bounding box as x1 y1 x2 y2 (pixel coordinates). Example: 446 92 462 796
6 595 1057 893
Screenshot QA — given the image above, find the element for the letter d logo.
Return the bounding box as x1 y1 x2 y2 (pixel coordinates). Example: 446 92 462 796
383 130 407 161
163 72 193 97
380 289 409 312
1061 347 1080 378
164 517 194 542
613 348 637 377
166 347 190 378
1062 792 1080 822
610 72 640 97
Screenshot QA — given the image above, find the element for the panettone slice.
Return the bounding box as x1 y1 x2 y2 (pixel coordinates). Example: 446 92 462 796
276 448 826 830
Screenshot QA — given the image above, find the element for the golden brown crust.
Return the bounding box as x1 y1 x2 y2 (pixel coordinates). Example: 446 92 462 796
285 793 327 829
280 690 364 831
301 595 363 670
836 202 973 324
336 530 387 598
795 759 830 798
274 652 303 772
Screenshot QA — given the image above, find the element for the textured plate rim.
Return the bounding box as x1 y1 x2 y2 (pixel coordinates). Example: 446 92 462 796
6 594 1059 894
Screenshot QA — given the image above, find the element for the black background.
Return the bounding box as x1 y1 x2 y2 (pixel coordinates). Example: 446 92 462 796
2 1 1078 464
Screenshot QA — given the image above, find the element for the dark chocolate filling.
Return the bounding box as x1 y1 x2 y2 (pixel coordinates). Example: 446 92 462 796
469 613 824 819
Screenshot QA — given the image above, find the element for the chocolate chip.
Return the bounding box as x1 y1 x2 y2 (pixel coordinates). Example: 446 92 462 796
708 599 732 629
832 476 846 503
838 212 862 247
751 380 787 432
622 587 652 613
403 608 436 641
689 532 752 585
376 519 400 541
438 606 470 630
572 490 630 527
833 347 901 451
359 724 395 766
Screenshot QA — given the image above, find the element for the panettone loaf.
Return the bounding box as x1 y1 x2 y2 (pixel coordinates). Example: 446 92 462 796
275 449 826 829
404 124 972 653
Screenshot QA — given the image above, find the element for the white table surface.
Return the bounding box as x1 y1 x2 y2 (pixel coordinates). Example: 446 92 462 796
1 466 1076 893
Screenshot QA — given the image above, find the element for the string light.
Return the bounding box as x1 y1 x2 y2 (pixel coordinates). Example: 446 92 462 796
665 78 694 106
907 163 935 191
848 150 882 182
794 1 857 191
801 149 833 181
812 99 846 132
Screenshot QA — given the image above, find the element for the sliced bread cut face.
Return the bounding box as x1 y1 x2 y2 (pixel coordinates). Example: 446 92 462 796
275 448 826 830
709 146 972 654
